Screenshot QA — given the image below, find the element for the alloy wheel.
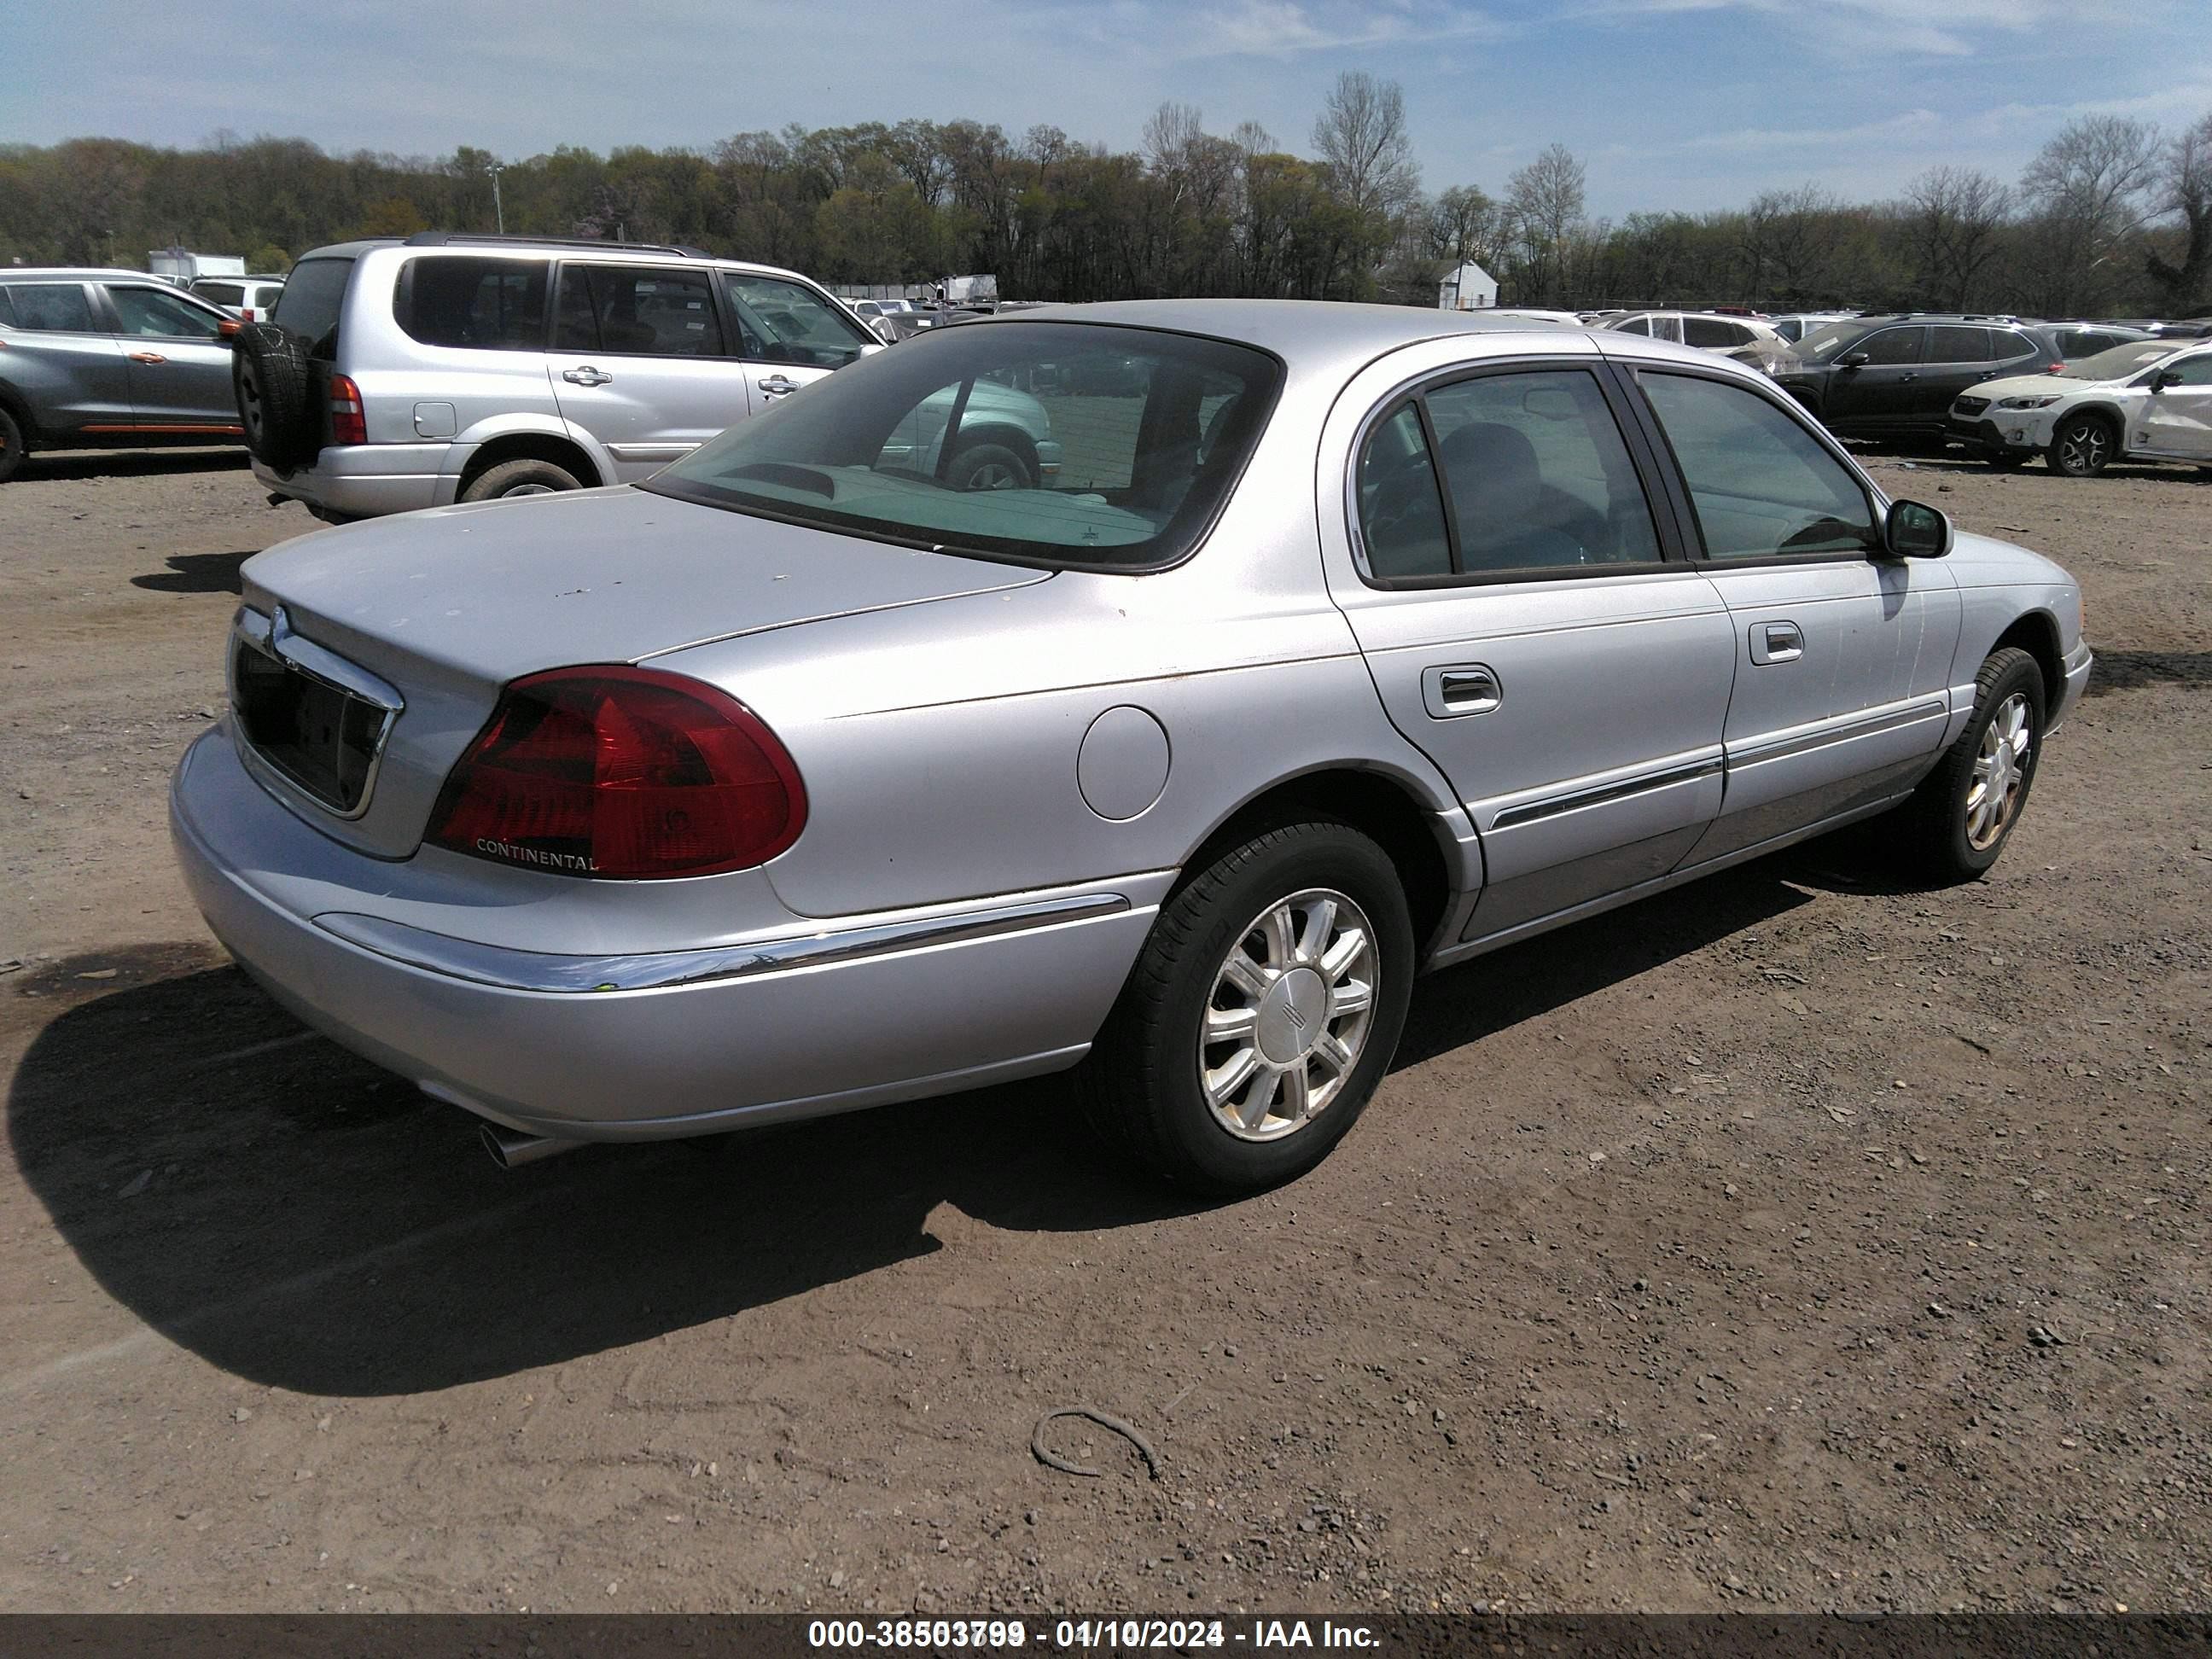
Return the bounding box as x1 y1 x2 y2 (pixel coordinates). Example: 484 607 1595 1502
2059 423 2108 474
1965 691 2032 851
1199 888 1379 1142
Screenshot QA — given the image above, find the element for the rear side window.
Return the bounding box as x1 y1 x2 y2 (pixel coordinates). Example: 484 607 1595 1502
271 257 354 356
1989 329 2040 361
555 265 724 356
395 257 548 351
1683 317 1743 348
6 282 95 332
0 288 16 328
1927 325 1993 364
1639 371 1877 562
1356 405 1452 579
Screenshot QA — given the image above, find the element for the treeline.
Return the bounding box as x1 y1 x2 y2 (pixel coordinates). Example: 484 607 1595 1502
2 80 2207 318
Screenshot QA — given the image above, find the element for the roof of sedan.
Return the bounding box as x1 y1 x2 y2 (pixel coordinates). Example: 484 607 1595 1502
980 299 1584 375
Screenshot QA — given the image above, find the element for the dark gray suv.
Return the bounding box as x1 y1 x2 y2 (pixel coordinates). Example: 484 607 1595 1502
0 269 242 481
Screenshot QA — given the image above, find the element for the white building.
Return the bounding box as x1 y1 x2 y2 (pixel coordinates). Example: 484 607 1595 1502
1437 260 1499 311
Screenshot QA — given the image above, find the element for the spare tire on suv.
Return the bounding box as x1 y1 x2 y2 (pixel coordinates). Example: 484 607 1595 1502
232 323 318 472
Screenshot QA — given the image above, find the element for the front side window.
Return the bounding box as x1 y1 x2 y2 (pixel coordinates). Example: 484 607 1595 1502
5 282 96 333
108 284 225 340
650 321 1279 570
396 257 548 351
556 265 724 357
1857 327 1924 366
1639 371 1877 561
2165 352 2212 387
724 274 872 368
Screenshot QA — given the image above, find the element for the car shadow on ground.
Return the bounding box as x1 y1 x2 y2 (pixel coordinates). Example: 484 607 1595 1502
130 550 254 595
18 448 249 482
9 851 1832 1398
2083 648 2212 695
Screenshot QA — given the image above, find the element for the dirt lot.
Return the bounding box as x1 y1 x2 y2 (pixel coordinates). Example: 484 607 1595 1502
1 444 2207 1615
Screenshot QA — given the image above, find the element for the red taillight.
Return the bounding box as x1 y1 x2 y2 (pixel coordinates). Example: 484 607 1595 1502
424 667 807 879
2046 361 2066 374
241 307 256 321
329 374 365 445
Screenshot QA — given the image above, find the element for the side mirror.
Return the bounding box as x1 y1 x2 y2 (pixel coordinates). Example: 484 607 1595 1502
1884 498 1952 559
218 317 242 340
2153 368 2182 391
1837 351 1871 369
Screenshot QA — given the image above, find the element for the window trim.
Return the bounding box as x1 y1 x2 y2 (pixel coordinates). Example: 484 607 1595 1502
1617 360 1890 572
1343 355 1685 592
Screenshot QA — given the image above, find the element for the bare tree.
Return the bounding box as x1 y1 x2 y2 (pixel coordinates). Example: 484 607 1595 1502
2146 109 2212 314
2018 114 2163 312
1505 143 1586 304
1429 183 1503 269
1311 71 1423 223
1902 166 2013 309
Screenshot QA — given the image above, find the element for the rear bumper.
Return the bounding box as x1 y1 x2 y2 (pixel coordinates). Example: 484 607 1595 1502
170 727 1163 1141
253 445 455 517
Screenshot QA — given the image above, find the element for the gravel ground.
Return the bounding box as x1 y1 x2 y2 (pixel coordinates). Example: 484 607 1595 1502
0 444 2206 1615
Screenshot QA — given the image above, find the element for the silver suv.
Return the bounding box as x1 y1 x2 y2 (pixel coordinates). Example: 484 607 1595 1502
241 233 947 519
0 268 243 481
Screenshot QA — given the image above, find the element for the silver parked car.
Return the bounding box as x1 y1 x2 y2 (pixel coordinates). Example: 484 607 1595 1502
172 302 2090 1193
237 233 883 521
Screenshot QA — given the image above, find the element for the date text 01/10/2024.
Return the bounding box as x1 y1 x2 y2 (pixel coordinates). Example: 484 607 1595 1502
804 1618 1382 1649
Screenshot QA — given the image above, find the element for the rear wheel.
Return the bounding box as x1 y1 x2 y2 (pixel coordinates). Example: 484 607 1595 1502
2048 413 2114 478
1080 820 1415 1194
460 458 583 502
0 405 24 483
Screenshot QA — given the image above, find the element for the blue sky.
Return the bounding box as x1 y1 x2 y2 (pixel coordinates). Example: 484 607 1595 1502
5 0 2209 216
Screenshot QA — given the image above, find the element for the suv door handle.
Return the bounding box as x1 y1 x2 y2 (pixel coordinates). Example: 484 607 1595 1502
126 351 167 364
561 365 613 387
1750 620 1803 665
1422 663 1502 719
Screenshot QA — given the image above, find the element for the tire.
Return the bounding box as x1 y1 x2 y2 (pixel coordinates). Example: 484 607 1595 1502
459 458 584 502
2047 412 2114 478
1080 820 1416 1195
231 323 317 471
0 404 25 484
943 441 1033 492
1887 648 2046 882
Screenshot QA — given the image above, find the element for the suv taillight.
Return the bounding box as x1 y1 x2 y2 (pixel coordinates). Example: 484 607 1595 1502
329 374 366 445
425 667 806 879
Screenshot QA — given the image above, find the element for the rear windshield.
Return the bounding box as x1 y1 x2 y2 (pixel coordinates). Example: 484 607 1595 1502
647 321 1283 571
271 256 354 356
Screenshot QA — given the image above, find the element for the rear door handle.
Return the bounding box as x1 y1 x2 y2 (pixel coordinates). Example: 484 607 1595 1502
561 365 613 387
758 374 801 398
1750 620 1803 665
1422 663 1502 719
126 351 167 364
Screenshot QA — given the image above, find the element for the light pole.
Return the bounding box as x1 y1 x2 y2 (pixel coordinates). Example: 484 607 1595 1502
486 162 505 234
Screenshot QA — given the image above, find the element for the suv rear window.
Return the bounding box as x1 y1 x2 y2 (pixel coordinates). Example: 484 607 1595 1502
649 321 1283 571
271 257 354 356
195 282 245 307
396 257 549 351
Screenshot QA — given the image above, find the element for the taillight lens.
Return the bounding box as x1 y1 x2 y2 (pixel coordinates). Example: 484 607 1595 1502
329 374 366 445
424 667 806 879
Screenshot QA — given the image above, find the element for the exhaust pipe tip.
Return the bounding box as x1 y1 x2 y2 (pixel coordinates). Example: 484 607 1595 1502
480 1122 583 1169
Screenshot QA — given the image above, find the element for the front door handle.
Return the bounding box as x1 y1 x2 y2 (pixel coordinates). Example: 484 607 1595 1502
561 365 613 387
126 351 167 364
1898 372 1918 382
1750 620 1804 665
1422 663 1502 719
758 374 801 398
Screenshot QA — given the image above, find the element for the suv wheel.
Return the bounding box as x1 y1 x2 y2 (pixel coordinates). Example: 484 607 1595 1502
1080 820 1415 1194
945 442 1032 492
461 458 584 502
0 405 24 483
231 324 317 472
2049 413 2114 478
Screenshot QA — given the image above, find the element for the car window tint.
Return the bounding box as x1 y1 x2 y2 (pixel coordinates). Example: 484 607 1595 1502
1927 325 1993 364
557 265 724 357
1682 317 1738 348
652 321 1279 570
270 257 352 355
723 274 871 368
196 282 245 307
1989 329 2038 361
1355 405 1452 579
1422 369 1662 573
2169 354 2212 387
108 285 225 339
1614 316 1650 336
1639 371 1877 561
0 288 16 328
1857 327 1924 365
397 257 548 351
7 282 95 332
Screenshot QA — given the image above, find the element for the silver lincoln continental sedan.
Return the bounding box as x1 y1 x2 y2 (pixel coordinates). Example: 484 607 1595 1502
171 301 2090 1192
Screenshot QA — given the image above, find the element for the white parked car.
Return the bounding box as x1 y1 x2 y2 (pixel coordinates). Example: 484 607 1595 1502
1604 311 1796 375
1947 340 2212 476
189 275 287 322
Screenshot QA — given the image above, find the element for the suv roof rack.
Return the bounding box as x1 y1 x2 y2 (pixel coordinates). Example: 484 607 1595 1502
401 231 715 259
